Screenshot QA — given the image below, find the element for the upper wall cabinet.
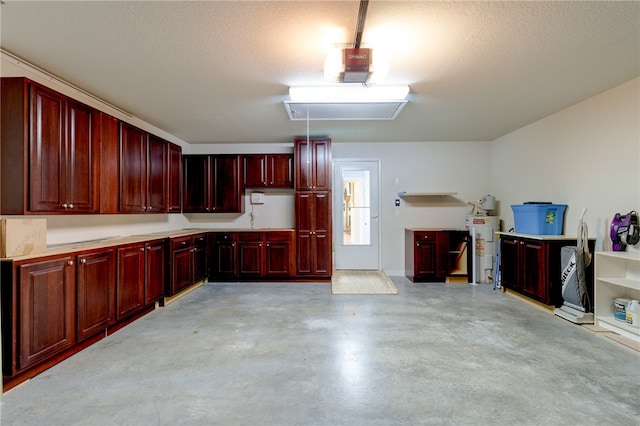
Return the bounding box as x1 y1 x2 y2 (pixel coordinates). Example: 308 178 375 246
294 137 331 191
242 154 294 189
167 143 183 213
1 77 100 214
183 154 243 213
119 124 168 213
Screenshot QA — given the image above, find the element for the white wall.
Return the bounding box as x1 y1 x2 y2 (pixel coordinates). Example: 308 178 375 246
333 141 492 275
491 77 640 251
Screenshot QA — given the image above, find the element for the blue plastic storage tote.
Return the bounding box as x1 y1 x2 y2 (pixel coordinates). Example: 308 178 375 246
511 203 567 235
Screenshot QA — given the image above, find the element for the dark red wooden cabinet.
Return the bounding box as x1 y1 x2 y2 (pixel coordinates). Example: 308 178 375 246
500 234 595 306
119 124 168 213
405 229 470 282
145 240 167 304
18 256 76 370
183 154 243 213
77 249 116 341
168 234 207 296
295 191 332 276
116 244 147 319
242 154 293 188
294 137 332 277
167 142 183 212
1 78 100 214
294 137 331 191
238 232 263 276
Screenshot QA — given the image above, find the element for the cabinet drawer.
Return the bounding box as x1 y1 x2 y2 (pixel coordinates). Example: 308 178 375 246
238 232 263 242
171 236 192 250
414 231 437 242
265 231 295 242
192 234 207 248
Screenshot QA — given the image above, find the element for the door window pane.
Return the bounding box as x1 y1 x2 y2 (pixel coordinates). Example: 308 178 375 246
342 169 370 245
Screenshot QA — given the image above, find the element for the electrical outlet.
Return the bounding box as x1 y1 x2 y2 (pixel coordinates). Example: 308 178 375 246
250 192 265 204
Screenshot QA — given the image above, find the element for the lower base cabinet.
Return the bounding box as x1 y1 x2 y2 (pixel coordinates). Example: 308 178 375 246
77 249 115 341
499 233 595 307
168 234 207 296
16 256 77 371
1 238 166 392
116 244 146 319
405 229 470 282
209 231 295 280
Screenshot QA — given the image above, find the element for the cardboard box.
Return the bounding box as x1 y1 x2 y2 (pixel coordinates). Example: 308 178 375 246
1 219 47 258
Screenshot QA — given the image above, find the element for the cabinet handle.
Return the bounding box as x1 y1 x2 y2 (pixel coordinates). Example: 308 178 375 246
232 243 235 247
67 260 74 266
182 241 187 246
69 204 74 209
62 203 68 208
140 247 145 252
259 243 262 247
80 258 86 264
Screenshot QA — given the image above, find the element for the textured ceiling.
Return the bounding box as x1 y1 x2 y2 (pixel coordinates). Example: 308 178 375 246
1 1 638 144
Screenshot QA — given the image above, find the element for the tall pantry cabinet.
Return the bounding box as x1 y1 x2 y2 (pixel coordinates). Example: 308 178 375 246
294 137 332 277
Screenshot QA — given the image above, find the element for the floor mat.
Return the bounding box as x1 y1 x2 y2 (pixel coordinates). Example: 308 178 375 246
331 270 398 295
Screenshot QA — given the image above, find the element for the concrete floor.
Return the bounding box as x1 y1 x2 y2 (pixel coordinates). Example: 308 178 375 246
1 277 639 426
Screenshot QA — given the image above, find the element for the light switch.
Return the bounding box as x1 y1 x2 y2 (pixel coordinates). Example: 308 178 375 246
395 199 400 207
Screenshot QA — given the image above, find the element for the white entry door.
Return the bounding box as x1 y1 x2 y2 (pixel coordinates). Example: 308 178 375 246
333 159 380 270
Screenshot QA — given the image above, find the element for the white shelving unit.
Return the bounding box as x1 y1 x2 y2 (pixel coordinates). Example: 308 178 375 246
594 251 640 342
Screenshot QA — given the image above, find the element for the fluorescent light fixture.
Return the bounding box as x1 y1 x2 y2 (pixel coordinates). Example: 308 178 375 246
284 85 409 120
289 85 409 102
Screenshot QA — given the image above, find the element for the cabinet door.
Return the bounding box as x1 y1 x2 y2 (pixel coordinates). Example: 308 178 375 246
521 240 546 302
212 155 242 212
500 237 519 291
29 83 66 212
77 249 115 341
145 241 166 305
192 234 208 282
313 192 332 274
415 237 437 277
116 244 146 319
265 232 294 276
66 99 100 213
119 123 147 213
99 113 120 213
295 137 331 190
238 234 263 276
215 234 237 278
268 154 293 188
167 143 182 212
18 256 76 369
182 155 210 212
295 191 332 275
242 154 267 188
171 238 193 294
146 134 167 213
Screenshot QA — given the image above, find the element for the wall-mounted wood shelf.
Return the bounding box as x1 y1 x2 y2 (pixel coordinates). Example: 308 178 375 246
397 192 458 197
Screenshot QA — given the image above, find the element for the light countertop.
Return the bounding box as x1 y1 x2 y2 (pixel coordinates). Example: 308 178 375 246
2 228 294 261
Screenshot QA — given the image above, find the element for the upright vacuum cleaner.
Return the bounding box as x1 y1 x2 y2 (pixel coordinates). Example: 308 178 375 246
554 208 594 324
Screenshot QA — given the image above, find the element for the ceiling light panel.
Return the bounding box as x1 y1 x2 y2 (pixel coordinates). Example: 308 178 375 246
284 100 408 121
